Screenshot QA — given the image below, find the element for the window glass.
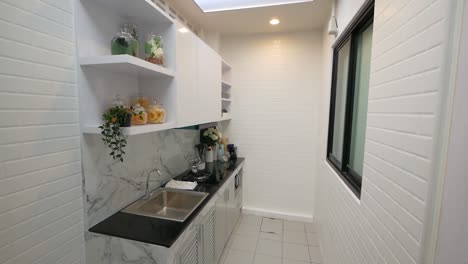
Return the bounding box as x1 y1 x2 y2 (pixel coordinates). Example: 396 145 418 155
349 24 373 175
331 40 351 163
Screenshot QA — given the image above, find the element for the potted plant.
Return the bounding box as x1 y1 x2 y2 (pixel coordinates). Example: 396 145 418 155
99 105 131 162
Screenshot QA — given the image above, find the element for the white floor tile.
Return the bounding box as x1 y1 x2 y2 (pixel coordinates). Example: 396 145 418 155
305 223 319 233
283 231 308 245
306 233 320 246
236 223 261 237
259 231 282 241
283 259 312 264
241 214 263 227
283 243 311 262
224 249 255 264
308 246 323 263
261 218 283 235
230 234 258 252
256 239 283 257
253 254 282 264
284 221 306 232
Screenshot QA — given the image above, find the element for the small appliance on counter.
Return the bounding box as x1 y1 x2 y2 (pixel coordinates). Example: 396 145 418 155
227 144 237 161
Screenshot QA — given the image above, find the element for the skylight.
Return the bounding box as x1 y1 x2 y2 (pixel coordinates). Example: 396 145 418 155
193 0 314 13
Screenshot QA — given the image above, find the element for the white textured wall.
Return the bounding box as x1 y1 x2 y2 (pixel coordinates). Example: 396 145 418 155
0 0 85 263
434 1 468 263
220 32 322 220
315 0 459 264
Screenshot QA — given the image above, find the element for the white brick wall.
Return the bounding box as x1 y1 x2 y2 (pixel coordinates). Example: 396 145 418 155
315 0 458 263
220 32 322 220
0 0 85 263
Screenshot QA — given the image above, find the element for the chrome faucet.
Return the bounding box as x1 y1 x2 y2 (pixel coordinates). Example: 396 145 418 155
145 168 162 200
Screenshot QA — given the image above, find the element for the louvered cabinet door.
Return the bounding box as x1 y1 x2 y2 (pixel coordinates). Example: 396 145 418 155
178 232 202 264
202 209 215 264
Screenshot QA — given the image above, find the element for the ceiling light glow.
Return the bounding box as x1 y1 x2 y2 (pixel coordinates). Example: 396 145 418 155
178 27 189 33
193 0 314 13
269 18 280 25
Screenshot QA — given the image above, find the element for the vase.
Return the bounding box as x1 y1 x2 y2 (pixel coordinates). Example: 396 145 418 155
212 144 218 161
205 146 213 163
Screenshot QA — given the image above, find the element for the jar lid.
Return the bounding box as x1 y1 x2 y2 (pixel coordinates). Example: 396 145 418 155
112 94 124 107
132 103 145 113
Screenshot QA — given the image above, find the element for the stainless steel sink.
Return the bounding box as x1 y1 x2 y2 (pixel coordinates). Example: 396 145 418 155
122 188 209 222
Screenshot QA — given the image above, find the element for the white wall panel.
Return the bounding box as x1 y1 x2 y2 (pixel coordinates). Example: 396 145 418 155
0 0 85 264
221 32 322 220
315 0 458 263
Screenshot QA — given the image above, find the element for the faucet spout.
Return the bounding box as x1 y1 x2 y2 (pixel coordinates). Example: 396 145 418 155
145 168 162 200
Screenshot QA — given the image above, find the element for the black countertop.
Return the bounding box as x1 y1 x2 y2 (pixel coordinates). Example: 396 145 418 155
89 158 245 248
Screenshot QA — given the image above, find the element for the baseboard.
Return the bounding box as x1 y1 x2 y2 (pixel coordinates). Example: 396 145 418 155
242 206 314 223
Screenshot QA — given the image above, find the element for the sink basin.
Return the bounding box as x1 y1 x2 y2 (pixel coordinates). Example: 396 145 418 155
122 188 209 222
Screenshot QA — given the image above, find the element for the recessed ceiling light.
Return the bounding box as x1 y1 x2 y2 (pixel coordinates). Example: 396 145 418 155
193 0 314 13
270 18 280 25
178 27 189 33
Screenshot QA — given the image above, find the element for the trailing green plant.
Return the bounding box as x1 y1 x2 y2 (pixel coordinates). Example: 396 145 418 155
99 105 130 162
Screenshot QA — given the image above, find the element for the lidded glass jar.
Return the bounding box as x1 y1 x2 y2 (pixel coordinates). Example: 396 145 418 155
145 33 165 66
111 24 138 57
127 23 140 57
146 99 166 124
131 95 149 109
131 103 147 125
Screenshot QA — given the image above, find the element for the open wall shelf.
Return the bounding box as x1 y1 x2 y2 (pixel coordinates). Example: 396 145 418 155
90 0 173 26
76 0 177 135
220 59 232 122
82 122 176 136
80 55 174 78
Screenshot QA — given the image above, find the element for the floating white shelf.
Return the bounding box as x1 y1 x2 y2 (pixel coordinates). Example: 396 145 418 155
91 0 173 26
222 81 232 88
82 122 176 136
79 55 175 78
222 98 232 102
220 113 232 121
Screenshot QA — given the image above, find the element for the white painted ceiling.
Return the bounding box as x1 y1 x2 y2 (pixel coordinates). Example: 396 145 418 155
169 0 332 35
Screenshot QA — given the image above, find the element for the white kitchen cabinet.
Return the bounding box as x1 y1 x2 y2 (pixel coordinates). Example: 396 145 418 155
214 189 229 263
175 22 222 126
201 209 215 264
177 231 202 264
226 179 238 235
197 39 222 124
175 22 199 127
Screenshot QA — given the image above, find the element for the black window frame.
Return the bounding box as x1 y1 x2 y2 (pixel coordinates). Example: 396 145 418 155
327 1 375 198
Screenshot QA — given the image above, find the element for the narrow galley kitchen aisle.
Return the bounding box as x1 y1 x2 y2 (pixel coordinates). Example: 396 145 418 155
220 214 323 264
1 0 468 264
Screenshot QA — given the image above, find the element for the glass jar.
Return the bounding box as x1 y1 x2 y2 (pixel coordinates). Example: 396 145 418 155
145 33 165 66
146 99 166 124
131 103 147 125
127 23 140 57
131 95 149 109
111 24 139 57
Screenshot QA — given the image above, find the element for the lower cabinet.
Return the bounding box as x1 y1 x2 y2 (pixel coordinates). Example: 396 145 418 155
177 172 243 264
177 231 202 264
214 174 242 263
201 209 216 264
214 189 229 262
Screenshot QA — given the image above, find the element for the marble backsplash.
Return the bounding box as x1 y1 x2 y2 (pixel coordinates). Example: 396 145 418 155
81 129 199 228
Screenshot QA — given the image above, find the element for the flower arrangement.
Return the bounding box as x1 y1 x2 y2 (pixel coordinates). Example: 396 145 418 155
99 105 131 162
201 127 221 146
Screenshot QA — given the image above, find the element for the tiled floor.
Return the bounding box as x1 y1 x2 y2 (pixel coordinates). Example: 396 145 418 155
220 214 323 264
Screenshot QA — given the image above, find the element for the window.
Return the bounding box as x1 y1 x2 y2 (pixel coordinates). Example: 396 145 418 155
327 2 374 197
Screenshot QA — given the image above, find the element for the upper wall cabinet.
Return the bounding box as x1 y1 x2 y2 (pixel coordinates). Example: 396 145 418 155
175 22 222 127
197 39 222 124
175 22 199 127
